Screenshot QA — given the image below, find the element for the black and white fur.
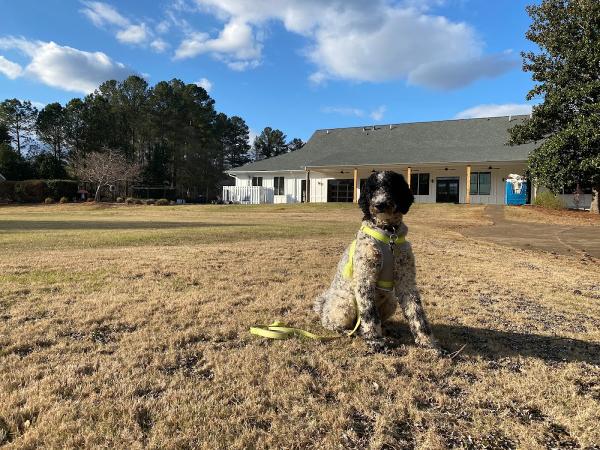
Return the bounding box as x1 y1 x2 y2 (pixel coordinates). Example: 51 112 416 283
313 171 439 351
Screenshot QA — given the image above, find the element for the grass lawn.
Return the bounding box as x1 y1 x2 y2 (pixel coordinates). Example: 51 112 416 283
0 203 599 449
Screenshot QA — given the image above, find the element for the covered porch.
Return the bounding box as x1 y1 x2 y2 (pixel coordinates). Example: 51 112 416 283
304 162 530 205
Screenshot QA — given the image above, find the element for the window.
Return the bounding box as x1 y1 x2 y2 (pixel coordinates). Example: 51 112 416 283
274 176 285 195
252 176 263 186
410 173 430 195
470 172 491 195
327 179 354 202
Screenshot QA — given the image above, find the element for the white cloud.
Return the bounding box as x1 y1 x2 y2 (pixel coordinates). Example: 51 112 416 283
175 18 262 69
80 1 129 27
156 20 171 34
186 0 516 88
322 104 387 121
455 103 533 119
370 105 386 121
150 39 169 53
195 77 212 92
81 1 156 47
322 106 365 117
0 55 23 79
116 24 150 44
0 37 135 94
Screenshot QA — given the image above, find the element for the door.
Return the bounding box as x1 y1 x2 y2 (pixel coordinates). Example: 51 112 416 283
436 178 460 203
301 180 307 203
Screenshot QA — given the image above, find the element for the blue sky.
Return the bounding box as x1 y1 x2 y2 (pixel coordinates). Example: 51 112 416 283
0 0 539 141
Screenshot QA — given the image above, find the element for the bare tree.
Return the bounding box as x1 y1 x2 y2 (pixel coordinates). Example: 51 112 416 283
72 149 141 201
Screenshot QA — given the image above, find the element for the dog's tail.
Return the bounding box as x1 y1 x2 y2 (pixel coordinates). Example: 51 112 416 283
313 293 326 315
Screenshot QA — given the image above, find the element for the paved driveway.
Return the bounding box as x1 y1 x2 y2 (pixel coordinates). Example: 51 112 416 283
462 206 600 259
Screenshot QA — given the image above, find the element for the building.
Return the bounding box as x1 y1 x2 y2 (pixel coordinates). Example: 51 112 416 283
225 115 590 208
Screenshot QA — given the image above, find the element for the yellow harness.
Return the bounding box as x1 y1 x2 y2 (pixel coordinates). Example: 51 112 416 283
249 224 406 340
342 225 406 290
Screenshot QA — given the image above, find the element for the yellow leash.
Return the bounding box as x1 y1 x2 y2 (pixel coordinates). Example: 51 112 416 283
250 302 361 340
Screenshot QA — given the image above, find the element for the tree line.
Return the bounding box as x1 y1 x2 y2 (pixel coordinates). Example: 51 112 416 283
0 76 304 200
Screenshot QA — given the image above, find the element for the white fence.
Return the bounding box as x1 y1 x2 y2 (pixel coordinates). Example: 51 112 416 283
222 186 274 204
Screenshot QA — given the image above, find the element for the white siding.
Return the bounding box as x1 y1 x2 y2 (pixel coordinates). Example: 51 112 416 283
232 163 537 205
233 172 304 203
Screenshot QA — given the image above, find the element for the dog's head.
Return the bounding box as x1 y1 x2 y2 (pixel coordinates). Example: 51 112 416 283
359 171 413 228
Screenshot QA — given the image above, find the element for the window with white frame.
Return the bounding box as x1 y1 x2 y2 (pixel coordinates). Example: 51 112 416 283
252 176 263 186
274 176 285 195
410 173 430 195
470 172 491 195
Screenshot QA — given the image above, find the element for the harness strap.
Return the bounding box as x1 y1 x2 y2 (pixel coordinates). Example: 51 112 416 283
342 225 406 288
359 224 406 246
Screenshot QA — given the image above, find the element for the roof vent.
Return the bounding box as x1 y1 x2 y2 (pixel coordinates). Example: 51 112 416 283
508 115 512 121
389 124 392 130
326 129 329 134
362 127 366 132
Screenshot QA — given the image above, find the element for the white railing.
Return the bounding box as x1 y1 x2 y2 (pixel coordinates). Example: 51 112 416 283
222 186 274 204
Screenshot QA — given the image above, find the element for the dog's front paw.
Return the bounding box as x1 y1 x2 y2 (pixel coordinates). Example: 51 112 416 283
416 337 442 356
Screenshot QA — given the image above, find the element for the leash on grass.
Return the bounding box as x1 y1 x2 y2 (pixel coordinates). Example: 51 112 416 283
249 314 361 341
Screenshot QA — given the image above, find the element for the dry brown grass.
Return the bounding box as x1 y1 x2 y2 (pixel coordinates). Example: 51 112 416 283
504 205 600 227
1 203 599 449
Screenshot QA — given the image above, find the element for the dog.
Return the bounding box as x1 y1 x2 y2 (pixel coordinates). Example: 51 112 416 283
313 170 439 351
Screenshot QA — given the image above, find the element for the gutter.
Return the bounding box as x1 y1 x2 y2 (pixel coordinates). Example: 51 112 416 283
304 160 528 170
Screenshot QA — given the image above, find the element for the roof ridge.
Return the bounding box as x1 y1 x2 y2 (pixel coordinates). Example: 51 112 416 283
314 115 530 132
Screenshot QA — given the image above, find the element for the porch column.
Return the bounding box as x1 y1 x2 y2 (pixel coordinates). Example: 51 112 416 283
407 167 412 187
353 168 358 203
305 170 310 203
466 165 471 204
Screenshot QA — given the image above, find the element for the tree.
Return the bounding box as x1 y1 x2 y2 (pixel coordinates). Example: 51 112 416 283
0 99 38 155
71 149 141 201
0 122 9 145
36 103 68 161
219 115 251 169
0 145 32 180
287 138 305 152
253 127 288 160
31 152 68 179
509 0 600 213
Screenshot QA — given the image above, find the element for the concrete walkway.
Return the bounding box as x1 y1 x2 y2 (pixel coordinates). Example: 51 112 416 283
462 205 600 258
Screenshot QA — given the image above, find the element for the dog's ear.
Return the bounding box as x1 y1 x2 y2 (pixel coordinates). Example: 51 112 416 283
393 172 414 214
358 173 375 220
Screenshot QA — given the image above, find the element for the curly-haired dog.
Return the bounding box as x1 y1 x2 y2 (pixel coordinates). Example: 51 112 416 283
313 171 439 351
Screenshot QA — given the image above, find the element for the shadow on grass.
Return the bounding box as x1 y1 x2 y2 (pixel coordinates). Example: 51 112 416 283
385 321 600 365
0 221 256 231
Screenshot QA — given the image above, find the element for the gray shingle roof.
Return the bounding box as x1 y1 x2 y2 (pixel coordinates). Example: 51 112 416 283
230 115 537 172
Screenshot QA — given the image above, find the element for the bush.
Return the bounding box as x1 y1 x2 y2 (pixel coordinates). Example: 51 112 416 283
116 197 124 203
534 191 565 210
125 197 135 204
86 198 95 203
134 199 144 205
0 179 76 203
155 198 169 206
15 180 49 203
145 198 155 205
44 197 54 204
59 196 69 204
46 180 78 200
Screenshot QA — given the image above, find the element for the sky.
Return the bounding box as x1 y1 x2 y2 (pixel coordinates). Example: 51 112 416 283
0 0 540 141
